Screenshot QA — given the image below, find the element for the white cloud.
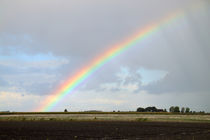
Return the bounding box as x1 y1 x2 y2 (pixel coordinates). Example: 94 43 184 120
0 53 69 95
0 91 43 112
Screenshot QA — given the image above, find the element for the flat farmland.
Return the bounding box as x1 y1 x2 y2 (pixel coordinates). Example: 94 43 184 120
1 113 210 122
0 113 210 139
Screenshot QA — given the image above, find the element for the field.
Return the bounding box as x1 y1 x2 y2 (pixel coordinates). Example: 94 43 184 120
1 112 210 122
0 113 210 139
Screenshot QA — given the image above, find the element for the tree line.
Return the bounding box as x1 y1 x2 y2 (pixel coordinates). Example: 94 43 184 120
169 106 189 113
136 106 205 114
136 106 167 112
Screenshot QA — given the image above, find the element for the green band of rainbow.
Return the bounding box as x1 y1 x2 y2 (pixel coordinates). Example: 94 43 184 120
36 3 201 112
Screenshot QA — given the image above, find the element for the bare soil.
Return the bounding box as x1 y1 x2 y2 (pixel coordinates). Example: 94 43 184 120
0 121 210 140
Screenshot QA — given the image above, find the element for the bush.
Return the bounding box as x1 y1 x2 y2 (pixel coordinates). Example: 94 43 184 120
185 107 190 113
174 106 180 113
145 106 158 112
169 106 175 112
169 106 180 113
137 107 145 112
181 107 185 113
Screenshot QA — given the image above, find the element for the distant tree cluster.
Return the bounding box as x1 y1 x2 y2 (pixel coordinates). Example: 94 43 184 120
136 106 167 112
169 106 205 114
169 106 190 113
136 106 206 114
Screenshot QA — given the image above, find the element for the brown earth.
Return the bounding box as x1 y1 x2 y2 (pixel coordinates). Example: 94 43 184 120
0 121 210 140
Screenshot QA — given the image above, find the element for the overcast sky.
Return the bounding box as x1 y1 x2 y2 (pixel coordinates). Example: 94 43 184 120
0 0 210 112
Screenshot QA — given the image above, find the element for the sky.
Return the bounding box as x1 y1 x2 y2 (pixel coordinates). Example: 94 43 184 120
0 0 210 112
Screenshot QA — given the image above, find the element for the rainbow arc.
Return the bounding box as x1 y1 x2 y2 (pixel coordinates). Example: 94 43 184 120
36 3 202 112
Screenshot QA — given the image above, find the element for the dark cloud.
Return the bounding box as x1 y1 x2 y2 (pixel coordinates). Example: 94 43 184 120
0 0 198 56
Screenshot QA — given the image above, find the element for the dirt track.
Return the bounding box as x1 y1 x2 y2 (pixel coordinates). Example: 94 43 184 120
0 121 210 139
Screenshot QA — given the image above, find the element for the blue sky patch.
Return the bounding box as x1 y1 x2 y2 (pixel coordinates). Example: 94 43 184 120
137 68 168 86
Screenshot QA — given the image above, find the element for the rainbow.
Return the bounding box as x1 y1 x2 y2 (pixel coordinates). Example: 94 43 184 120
36 4 200 112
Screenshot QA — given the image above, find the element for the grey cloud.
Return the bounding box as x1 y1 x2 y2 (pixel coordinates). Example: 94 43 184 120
0 57 69 95
0 0 210 96
0 0 198 57
2 72 61 95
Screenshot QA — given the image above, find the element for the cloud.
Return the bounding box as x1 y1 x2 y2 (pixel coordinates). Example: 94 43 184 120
0 91 43 112
47 89 210 112
0 0 200 57
0 0 210 111
0 53 69 95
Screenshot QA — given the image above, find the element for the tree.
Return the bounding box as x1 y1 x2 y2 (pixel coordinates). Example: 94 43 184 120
181 107 185 113
64 109 68 112
199 111 205 114
137 107 145 112
157 109 164 112
185 107 190 113
145 106 157 112
174 106 180 113
169 106 175 112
